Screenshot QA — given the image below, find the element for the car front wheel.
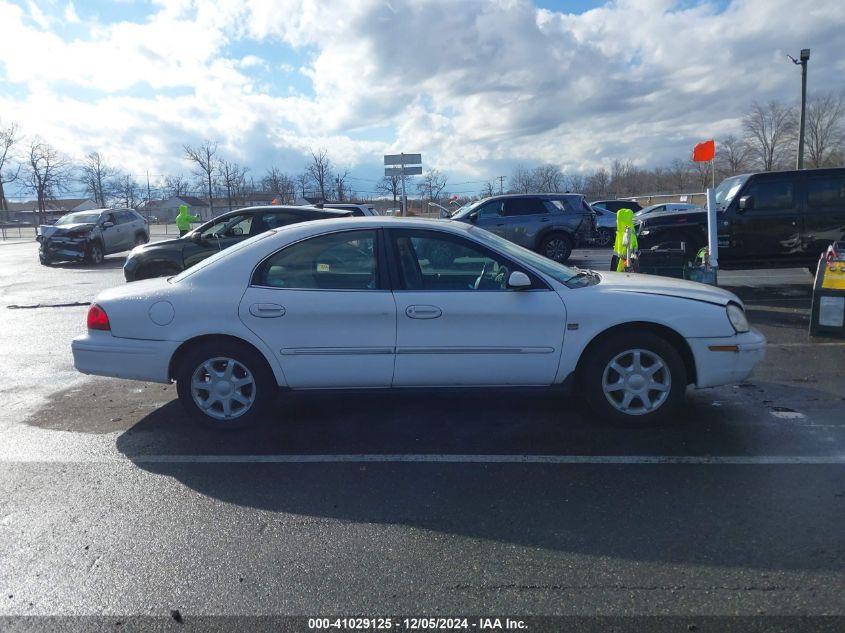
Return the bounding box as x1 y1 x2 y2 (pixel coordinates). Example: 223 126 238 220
86 241 104 265
540 233 573 263
581 331 686 427
176 340 276 430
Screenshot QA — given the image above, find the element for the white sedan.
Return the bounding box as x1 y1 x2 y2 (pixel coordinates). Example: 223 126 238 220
72 217 766 429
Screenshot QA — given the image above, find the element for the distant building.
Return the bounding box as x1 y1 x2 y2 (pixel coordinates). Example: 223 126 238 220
8 199 98 224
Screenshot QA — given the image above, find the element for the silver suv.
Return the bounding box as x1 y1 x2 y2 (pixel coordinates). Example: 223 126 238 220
450 193 596 263
37 208 150 266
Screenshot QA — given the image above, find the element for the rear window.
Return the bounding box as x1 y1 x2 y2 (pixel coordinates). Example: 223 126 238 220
807 175 845 208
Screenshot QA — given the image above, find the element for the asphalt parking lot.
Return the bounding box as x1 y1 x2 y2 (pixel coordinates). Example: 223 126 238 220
0 236 843 627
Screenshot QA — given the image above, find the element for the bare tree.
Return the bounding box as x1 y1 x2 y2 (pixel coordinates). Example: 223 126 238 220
530 164 564 192
691 159 712 190
586 168 610 197
480 180 496 198
26 139 72 224
295 172 311 199
377 175 401 210
78 152 116 206
218 159 249 211
163 174 189 198
306 148 333 201
0 120 21 216
113 173 141 208
184 141 218 213
509 165 533 193
262 167 296 203
716 135 750 177
667 159 691 193
743 100 796 171
416 169 447 202
805 92 844 168
334 168 350 202
566 173 586 193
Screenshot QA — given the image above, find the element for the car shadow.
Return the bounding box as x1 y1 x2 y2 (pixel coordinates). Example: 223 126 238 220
111 386 845 572
49 256 127 270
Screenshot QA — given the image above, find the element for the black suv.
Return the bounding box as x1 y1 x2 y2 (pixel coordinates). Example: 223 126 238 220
636 168 845 270
123 205 350 281
450 193 596 263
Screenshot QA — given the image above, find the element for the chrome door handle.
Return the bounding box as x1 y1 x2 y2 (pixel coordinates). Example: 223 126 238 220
249 303 286 318
406 305 442 319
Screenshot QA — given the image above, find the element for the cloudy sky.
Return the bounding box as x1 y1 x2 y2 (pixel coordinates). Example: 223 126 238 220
1 0 843 199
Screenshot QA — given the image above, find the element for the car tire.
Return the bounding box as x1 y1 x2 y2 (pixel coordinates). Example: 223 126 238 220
595 228 613 248
176 340 276 430
38 248 52 266
134 233 149 246
86 241 104 265
580 331 687 428
540 233 573 263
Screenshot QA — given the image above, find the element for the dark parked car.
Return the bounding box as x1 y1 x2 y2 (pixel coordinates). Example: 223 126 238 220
123 205 350 281
37 208 149 266
450 193 596 263
636 168 845 270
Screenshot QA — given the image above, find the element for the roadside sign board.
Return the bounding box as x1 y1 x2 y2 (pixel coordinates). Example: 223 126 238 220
385 166 423 176
384 153 422 166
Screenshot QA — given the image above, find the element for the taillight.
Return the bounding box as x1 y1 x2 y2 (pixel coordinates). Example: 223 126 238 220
87 303 111 331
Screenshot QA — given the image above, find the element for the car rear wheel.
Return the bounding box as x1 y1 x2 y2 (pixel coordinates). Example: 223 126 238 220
540 233 573 263
86 241 104 265
176 340 276 430
581 331 686 427
595 228 613 248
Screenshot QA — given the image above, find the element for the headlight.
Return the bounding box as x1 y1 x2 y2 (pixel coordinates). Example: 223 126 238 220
726 303 749 333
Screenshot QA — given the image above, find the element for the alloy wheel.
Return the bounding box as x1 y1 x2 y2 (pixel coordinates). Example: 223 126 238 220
601 348 671 415
190 356 257 421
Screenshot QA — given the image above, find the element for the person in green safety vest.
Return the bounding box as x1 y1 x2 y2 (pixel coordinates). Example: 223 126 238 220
613 208 638 272
175 204 200 237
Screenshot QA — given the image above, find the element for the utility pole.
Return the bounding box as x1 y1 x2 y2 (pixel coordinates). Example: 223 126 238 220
788 48 810 169
146 171 152 220
498 175 505 194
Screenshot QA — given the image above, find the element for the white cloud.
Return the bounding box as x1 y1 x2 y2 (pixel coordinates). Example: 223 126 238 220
64 1 80 24
1 0 844 193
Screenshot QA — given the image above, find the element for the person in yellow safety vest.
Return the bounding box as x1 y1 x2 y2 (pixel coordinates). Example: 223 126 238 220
175 204 200 237
613 207 638 272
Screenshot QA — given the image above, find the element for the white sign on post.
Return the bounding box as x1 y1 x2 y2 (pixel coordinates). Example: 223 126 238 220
383 153 422 216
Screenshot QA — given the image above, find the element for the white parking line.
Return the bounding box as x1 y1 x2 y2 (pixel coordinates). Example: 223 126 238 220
2 454 843 465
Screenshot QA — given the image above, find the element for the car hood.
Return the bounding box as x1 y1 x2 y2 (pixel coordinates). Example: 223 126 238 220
595 271 740 307
134 236 184 251
39 222 96 236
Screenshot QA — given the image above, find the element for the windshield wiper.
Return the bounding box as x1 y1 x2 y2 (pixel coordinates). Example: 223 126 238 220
566 269 600 283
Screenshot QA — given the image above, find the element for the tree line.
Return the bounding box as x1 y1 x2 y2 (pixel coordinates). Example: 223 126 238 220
1 92 842 222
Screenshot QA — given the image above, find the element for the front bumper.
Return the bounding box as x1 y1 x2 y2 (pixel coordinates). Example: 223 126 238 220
72 331 180 384
39 236 88 261
688 328 766 388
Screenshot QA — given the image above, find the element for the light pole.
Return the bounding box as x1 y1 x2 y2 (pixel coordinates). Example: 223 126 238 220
788 48 810 169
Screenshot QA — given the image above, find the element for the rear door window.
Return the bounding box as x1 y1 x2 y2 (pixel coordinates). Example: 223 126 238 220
743 180 795 211
807 175 845 209
504 197 547 216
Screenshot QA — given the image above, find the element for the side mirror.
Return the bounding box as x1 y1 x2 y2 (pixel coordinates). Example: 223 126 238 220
468 211 478 223
101 221 114 228
190 232 203 241
507 271 532 289
738 195 753 212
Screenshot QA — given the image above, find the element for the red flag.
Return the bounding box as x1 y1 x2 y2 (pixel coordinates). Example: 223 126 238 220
692 139 715 162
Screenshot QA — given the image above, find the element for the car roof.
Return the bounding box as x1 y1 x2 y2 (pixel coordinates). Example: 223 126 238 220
218 205 351 217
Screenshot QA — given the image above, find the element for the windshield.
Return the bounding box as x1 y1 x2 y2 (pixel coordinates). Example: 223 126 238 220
451 199 485 219
56 212 101 225
466 226 593 286
714 175 749 207
171 230 275 283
